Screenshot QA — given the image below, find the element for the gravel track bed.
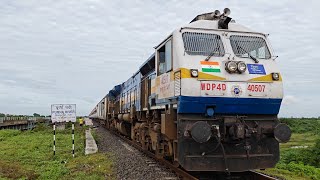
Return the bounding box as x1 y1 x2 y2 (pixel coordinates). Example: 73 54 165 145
93 121 178 180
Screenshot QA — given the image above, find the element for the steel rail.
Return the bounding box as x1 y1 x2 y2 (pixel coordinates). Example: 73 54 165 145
248 170 279 180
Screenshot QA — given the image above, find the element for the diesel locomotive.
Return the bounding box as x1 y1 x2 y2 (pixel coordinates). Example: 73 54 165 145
89 8 291 172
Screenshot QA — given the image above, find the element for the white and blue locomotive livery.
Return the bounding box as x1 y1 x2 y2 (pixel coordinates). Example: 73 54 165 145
90 8 291 172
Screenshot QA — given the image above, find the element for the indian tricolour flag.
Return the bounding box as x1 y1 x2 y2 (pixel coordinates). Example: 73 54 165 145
201 61 221 73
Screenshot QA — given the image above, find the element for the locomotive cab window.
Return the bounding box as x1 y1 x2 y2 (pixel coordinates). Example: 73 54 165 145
157 39 172 76
230 35 271 59
182 32 225 56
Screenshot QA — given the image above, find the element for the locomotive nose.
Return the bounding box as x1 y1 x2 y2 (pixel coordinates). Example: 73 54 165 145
274 123 291 143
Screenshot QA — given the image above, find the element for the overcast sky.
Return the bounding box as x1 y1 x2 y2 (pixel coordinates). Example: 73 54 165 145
0 0 319 117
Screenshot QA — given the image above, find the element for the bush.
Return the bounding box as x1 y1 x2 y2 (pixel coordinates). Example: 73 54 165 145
276 162 320 180
280 118 320 134
271 118 320 179
311 139 320 167
280 138 320 168
33 123 50 132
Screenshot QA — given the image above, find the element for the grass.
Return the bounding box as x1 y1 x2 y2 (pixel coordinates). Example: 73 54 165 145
260 118 320 180
261 167 317 180
280 133 318 150
0 123 114 180
262 161 320 180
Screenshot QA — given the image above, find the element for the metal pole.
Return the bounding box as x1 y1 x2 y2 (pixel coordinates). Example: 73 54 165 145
72 122 75 158
53 122 56 156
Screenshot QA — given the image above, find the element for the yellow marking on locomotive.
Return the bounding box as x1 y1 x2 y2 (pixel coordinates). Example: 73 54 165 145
170 71 174 81
179 68 192 78
156 77 160 86
151 86 156 94
178 68 226 80
198 71 226 80
175 68 282 82
248 73 282 82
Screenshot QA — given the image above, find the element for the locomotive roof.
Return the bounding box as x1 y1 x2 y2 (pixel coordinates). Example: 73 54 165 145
186 10 261 34
184 19 256 33
154 13 264 50
139 53 155 76
139 53 155 70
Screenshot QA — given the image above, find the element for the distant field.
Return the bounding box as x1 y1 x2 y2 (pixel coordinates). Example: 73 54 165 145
0 123 113 180
262 118 320 180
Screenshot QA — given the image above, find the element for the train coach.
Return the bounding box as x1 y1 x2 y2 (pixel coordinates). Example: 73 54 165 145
90 8 291 172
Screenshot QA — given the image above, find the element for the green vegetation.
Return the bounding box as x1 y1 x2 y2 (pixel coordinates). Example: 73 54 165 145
262 118 320 180
33 113 41 117
281 139 320 167
0 123 113 180
281 118 320 134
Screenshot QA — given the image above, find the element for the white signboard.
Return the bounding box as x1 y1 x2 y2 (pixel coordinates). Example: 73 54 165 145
51 104 76 123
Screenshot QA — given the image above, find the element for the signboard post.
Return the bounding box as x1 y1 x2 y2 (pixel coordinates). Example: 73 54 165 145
51 104 76 157
53 123 56 156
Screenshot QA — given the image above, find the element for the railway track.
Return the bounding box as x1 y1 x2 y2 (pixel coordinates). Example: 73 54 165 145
95 120 278 180
191 170 278 180
248 170 278 180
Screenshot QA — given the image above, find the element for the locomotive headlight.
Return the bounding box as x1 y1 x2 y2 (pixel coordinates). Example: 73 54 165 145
272 73 280 81
226 61 237 73
190 69 198 77
237 61 247 73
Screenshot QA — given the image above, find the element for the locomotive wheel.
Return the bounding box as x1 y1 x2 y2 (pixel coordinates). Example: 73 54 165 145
141 137 148 150
172 160 180 168
155 144 162 158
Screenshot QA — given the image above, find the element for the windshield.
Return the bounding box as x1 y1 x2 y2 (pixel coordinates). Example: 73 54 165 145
230 35 271 59
182 32 225 57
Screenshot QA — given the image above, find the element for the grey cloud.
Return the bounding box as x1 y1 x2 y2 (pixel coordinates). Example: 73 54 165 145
0 0 319 117
282 95 299 106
